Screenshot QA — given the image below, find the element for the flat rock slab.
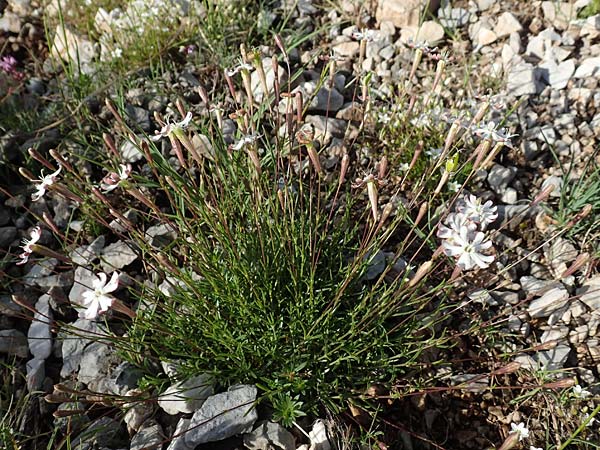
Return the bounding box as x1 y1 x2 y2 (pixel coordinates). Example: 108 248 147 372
527 286 569 318
185 385 257 446
578 276 600 310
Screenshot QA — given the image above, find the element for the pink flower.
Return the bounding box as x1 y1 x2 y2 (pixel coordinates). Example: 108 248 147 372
79 272 120 320
16 226 42 265
100 164 132 193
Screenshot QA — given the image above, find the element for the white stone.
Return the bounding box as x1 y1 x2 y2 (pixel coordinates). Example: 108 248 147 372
27 294 52 360
507 62 539 96
574 57 600 78
100 240 138 271
376 0 439 28
26 358 44 392
495 12 522 38
476 27 497 46
541 1 575 30
309 420 331 450
579 275 600 310
250 58 286 103
527 286 570 318
50 25 96 72
159 374 214 415
401 21 445 46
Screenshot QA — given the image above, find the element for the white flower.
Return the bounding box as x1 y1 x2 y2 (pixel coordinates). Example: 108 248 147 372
351 29 377 42
378 112 391 124
458 195 498 228
151 112 193 141
100 164 132 193
473 121 517 147
510 422 530 441
425 148 442 159
231 133 261 151
436 213 475 240
441 226 494 270
16 226 41 265
530 446 543 450
110 47 123 59
448 181 461 192
398 163 410 172
573 384 592 399
32 166 61 201
225 63 254 77
79 272 120 320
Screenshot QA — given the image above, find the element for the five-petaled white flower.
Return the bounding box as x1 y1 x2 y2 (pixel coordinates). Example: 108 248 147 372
32 166 61 201
573 384 592 399
448 181 462 192
458 195 498 228
80 272 120 320
441 226 494 271
351 29 377 42
425 147 442 159
231 133 261 151
16 226 41 265
437 213 475 240
510 422 530 441
100 164 132 193
151 112 193 141
473 121 517 148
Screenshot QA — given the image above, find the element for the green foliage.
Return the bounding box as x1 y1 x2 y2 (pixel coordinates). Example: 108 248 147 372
579 0 600 18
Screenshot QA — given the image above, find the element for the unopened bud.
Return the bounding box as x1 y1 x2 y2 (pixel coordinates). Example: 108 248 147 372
531 184 555 206
491 362 521 376
415 201 428 226
561 252 590 278
378 156 388 179
409 260 433 288
542 377 577 390
338 153 350 187
28 147 54 171
49 149 73 173
366 176 378 221
19 167 36 181
497 432 519 450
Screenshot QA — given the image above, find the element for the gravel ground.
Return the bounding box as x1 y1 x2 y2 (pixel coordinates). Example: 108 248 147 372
1 0 600 449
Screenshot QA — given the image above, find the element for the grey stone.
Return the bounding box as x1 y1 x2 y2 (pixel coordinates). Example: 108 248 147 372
304 115 348 145
100 240 138 271
109 362 144 396
123 399 153 433
527 286 570 318
69 266 96 307
26 358 45 392
308 420 331 450
27 294 52 360
70 235 106 266
54 401 90 433
487 164 517 194
363 250 386 281
126 105 151 131
0 295 23 318
491 291 520 305
23 258 59 286
159 373 214 415
0 329 28 358
438 6 470 28
71 416 121 448
294 82 344 113
78 341 120 387
185 385 258 446
537 344 570 371
0 227 17 247
120 140 144 163
540 58 575 90
578 275 600 310
574 57 600 78
251 58 287 103
507 62 540 96
449 374 489 393
167 418 191 450
541 175 562 197
244 421 296 450
145 223 177 248
540 326 569 343
131 420 164 450
60 319 102 377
